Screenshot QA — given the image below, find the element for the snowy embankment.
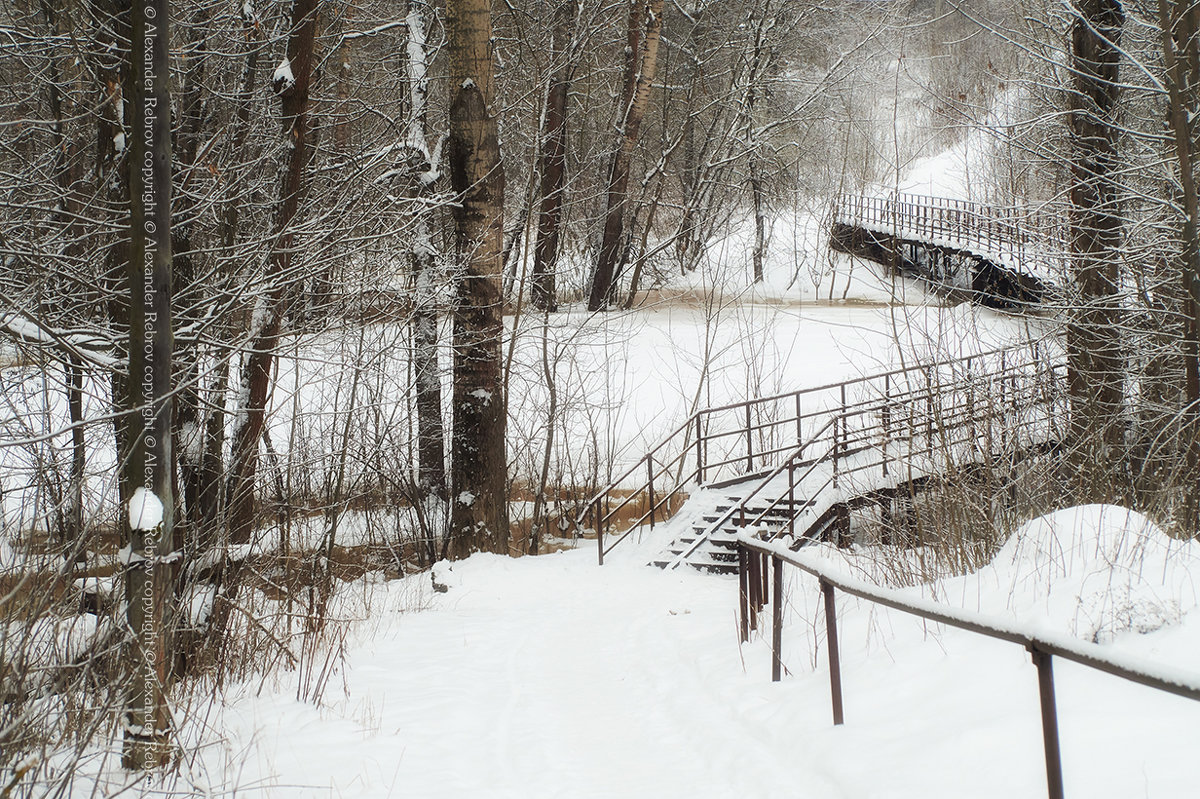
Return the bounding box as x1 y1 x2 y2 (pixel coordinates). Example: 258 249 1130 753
96 504 1200 798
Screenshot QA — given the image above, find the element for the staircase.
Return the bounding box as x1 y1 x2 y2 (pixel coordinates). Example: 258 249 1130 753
578 343 1067 573
649 497 804 574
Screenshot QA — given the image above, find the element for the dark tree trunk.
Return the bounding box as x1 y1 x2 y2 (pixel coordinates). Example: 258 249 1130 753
227 0 319 545
447 0 509 557
1157 0 1200 527
1066 0 1125 499
587 0 664 311
173 7 210 547
200 3 263 546
531 2 575 312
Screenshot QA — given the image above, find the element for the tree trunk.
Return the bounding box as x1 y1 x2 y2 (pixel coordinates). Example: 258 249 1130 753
200 3 264 548
1157 0 1200 527
122 0 175 767
531 2 575 312
405 0 449 561
447 0 509 557
587 0 665 311
173 6 210 548
227 0 319 545
1066 0 1125 499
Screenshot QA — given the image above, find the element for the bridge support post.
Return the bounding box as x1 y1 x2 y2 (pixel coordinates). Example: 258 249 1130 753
1030 646 1065 799
772 556 783 682
821 579 844 725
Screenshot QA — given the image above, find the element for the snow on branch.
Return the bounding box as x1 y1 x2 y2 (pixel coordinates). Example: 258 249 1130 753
0 311 121 369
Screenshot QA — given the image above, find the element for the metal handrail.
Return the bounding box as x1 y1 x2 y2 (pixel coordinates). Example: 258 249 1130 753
668 350 1066 569
831 191 1068 266
580 343 1054 565
736 533 1200 799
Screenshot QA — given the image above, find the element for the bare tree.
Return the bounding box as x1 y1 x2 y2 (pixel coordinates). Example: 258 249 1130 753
587 0 664 311
227 0 321 546
447 0 509 556
1066 0 1126 497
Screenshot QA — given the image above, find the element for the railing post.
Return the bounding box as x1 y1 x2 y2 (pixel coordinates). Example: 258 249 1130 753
760 552 769 609
795 393 803 446
1030 646 1066 799
596 502 604 566
772 556 784 682
821 579 845 725
833 414 841 490
882 374 891 479
738 544 749 643
695 415 704 484
646 457 655 529
745 403 754 473
747 548 760 631
788 459 796 529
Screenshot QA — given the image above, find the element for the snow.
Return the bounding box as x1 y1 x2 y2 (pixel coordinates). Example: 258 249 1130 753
64 502 1197 798
972 505 1200 643
127 487 164 531
273 58 295 91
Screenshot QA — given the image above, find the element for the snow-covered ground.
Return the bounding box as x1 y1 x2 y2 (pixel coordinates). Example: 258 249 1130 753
73 503 1199 798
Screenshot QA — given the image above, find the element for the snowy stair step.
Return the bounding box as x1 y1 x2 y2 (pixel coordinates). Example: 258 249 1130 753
652 491 805 573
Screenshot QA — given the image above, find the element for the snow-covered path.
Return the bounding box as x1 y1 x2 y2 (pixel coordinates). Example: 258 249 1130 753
184 514 1200 798
203 554 841 798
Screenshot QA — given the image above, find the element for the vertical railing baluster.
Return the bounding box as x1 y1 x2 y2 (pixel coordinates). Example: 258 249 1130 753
748 549 760 631
821 579 845 725
738 544 749 642
646 457 655 529
596 502 604 566
1031 646 1065 799
882 373 891 479
772 556 784 682
745 403 754 472
760 553 769 609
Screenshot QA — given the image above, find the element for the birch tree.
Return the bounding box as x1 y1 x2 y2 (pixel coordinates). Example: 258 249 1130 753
404 0 450 560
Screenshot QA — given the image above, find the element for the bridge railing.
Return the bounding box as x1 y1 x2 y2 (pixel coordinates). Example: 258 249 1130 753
736 532 1200 799
663 344 1067 568
832 191 1067 268
578 343 1058 565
